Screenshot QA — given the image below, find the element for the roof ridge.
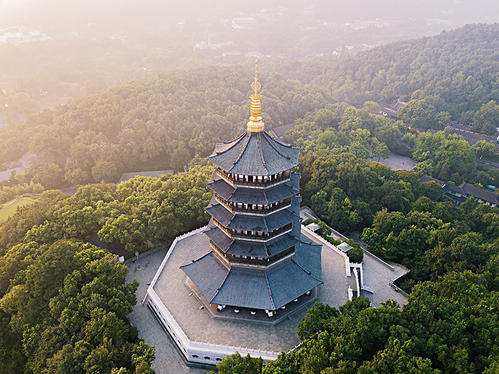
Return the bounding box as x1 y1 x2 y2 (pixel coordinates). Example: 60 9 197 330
261 188 269 205
180 251 212 267
264 130 294 148
262 215 270 233
262 241 271 257
209 266 231 303
257 133 269 174
263 131 292 160
214 132 246 154
263 272 276 310
292 258 322 282
230 133 252 170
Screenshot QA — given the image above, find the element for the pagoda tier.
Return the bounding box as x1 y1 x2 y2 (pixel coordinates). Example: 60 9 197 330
209 131 299 176
205 226 297 259
206 203 297 235
207 173 299 206
180 237 322 311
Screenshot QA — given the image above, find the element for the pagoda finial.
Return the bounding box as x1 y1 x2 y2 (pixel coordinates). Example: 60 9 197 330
247 59 264 133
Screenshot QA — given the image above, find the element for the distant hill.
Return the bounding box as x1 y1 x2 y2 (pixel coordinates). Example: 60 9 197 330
310 23 498 124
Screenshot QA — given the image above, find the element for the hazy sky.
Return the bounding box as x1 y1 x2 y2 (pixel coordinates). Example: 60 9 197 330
1 0 498 27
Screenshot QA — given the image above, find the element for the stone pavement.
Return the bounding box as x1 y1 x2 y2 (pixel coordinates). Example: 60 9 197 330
126 248 206 374
126 227 408 373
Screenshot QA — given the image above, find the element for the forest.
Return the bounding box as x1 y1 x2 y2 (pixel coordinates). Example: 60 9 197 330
0 23 497 374
212 149 498 373
0 164 212 373
1 23 498 192
309 24 499 133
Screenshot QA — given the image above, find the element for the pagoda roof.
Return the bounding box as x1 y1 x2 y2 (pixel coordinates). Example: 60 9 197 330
208 131 299 176
208 172 299 205
204 226 298 258
180 239 322 310
206 203 296 233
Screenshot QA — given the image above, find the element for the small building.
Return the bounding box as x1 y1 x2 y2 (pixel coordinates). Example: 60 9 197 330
305 222 321 233
420 175 498 207
420 175 445 186
271 123 296 139
460 182 498 207
337 242 353 253
379 99 407 121
442 183 467 201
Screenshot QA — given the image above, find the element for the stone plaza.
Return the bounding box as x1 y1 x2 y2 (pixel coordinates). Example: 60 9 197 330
127 225 408 372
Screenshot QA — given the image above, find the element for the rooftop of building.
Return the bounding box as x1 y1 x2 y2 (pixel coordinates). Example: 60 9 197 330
205 226 297 258
208 131 299 176
208 172 299 205
180 234 322 311
460 182 498 204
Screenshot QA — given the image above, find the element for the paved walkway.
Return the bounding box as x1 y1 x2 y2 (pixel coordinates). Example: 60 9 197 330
126 248 207 374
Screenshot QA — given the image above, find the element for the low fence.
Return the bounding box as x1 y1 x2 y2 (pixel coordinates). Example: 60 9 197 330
301 225 351 276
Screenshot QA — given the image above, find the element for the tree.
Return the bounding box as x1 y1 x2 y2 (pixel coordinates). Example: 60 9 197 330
211 352 263 374
472 140 495 160
372 138 390 161
91 160 120 183
472 100 499 135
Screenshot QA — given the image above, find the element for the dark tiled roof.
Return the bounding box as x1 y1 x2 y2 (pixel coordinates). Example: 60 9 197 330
206 203 297 233
204 226 298 258
180 251 229 301
212 268 275 310
442 183 465 195
180 240 322 310
271 123 296 138
460 183 498 204
209 131 299 176
86 234 132 258
207 172 299 205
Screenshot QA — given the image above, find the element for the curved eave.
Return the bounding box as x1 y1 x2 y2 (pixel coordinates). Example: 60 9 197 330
209 131 299 176
205 226 299 258
207 173 299 205
206 204 297 233
181 244 322 311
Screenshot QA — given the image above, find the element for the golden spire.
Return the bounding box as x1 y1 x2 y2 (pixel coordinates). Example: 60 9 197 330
247 59 264 133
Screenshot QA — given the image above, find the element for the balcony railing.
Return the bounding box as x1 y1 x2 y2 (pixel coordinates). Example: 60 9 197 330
210 240 295 266
217 168 290 187
215 195 292 215
212 219 292 241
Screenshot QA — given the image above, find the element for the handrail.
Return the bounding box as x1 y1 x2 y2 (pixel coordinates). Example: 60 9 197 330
216 195 291 215
217 168 290 187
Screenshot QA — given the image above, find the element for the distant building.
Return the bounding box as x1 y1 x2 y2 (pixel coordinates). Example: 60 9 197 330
379 100 407 121
460 182 498 207
270 123 296 139
420 175 498 207
231 17 256 29
443 123 499 154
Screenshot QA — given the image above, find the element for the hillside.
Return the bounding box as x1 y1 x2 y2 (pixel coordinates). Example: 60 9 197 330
0 66 332 188
0 24 497 190
310 23 498 131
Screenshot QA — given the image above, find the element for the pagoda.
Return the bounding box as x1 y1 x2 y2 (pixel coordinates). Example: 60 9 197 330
180 61 322 318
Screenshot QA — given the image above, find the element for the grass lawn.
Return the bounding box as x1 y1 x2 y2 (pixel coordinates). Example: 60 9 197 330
0 197 37 222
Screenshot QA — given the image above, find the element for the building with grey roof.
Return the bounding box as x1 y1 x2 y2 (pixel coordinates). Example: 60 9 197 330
181 66 321 316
